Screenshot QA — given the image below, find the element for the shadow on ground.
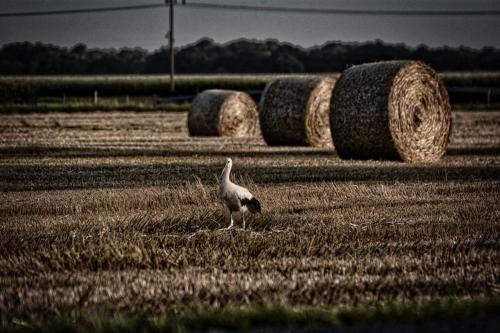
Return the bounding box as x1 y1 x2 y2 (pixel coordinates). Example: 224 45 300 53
1 157 499 191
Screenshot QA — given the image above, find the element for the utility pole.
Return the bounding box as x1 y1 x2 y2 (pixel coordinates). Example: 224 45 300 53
167 0 175 92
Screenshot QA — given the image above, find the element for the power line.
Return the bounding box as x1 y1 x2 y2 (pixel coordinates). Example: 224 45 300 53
0 3 166 17
1 1 500 18
183 2 500 16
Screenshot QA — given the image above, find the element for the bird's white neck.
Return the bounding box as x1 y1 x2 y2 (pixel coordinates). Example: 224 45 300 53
221 163 232 185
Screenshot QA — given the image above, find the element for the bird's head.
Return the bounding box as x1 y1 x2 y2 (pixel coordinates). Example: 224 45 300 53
220 157 232 178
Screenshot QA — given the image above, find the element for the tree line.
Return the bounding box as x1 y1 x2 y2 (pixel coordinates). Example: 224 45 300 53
1 38 499 75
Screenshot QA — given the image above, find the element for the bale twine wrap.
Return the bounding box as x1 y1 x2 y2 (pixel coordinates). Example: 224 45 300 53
259 77 335 147
188 89 259 137
330 61 451 162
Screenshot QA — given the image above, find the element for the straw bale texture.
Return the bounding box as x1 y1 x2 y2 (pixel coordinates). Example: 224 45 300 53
259 77 335 147
330 61 451 162
188 89 259 137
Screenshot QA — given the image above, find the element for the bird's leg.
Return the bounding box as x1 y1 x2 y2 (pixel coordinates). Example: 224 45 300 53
219 212 234 230
227 212 234 229
242 211 246 230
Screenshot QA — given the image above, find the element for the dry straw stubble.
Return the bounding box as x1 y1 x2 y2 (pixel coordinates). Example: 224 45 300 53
1 110 500 321
330 61 451 162
259 77 335 147
188 89 259 137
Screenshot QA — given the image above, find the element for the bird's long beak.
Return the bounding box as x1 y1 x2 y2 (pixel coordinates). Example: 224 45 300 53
220 165 226 178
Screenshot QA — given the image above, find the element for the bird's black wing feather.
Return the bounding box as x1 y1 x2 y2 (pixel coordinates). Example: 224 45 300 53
241 197 261 213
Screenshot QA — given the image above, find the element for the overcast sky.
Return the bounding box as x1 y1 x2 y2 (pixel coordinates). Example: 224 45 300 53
1 0 500 50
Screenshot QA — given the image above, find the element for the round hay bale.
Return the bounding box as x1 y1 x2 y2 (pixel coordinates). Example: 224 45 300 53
259 77 335 147
330 61 451 162
188 89 259 137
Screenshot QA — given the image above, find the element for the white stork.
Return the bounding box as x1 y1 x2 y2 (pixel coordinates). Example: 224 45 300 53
219 157 261 229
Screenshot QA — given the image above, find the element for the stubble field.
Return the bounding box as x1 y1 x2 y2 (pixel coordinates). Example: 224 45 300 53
0 110 499 327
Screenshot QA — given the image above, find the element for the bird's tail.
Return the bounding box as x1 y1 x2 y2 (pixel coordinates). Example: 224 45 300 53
243 197 261 214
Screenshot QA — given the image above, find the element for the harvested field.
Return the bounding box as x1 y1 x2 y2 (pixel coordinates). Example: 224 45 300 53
0 109 499 325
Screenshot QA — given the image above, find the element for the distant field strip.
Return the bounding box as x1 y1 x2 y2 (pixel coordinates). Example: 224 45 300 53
1 72 500 102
